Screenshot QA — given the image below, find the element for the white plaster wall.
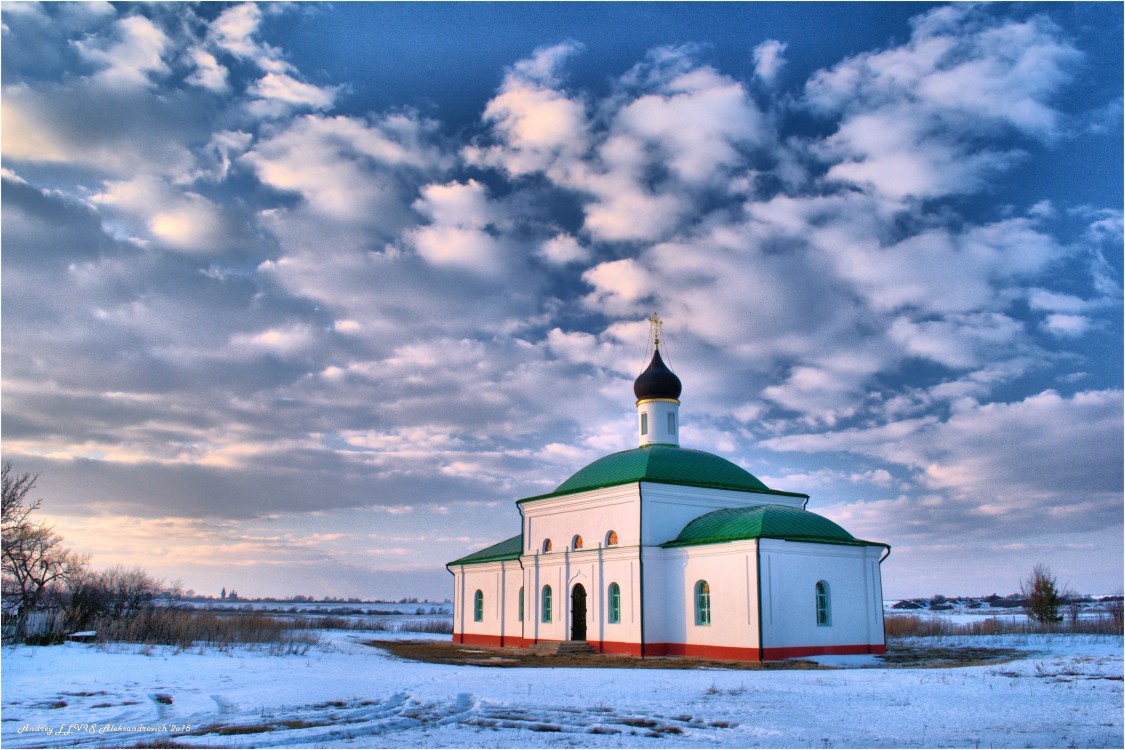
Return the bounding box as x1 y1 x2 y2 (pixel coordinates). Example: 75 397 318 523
645 542 759 649
640 483 806 546
523 546 641 644
758 540 885 649
522 485 640 556
453 561 514 640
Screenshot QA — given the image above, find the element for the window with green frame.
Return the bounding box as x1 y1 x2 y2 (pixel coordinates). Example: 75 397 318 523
518 586 524 622
607 582 621 624
541 584 552 623
694 580 711 625
816 581 831 626
473 589 483 622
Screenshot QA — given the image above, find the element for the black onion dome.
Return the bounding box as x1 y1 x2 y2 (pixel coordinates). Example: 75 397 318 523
633 348 682 401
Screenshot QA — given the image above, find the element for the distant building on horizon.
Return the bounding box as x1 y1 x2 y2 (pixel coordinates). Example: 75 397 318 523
447 315 889 661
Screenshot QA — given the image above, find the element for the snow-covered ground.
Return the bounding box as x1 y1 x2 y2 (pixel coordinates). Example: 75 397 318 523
3 630 1121 749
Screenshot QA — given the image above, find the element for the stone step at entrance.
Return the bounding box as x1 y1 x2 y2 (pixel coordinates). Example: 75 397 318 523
526 640 598 656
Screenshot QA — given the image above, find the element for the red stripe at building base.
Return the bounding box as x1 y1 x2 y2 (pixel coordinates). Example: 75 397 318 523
453 634 885 661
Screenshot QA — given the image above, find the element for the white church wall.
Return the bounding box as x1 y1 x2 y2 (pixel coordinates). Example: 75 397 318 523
521 485 640 556
645 541 760 658
452 560 513 646
758 539 885 657
523 544 642 651
640 483 805 545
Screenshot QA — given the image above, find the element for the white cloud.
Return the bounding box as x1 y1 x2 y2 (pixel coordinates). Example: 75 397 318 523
766 389 1123 515
612 62 767 186
89 176 231 254
230 324 316 357
186 47 229 92
888 314 1024 369
467 41 588 177
804 5 1081 200
333 319 361 334
537 233 590 265
74 14 170 89
1042 314 1091 337
408 180 510 276
242 113 446 226
247 72 338 114
752 39 788 84
815 217 1063 316
412 179 496 227
209 2 263 61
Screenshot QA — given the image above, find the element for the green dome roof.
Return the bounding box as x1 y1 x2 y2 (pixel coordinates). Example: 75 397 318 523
664 505 881 548
529 445 778 500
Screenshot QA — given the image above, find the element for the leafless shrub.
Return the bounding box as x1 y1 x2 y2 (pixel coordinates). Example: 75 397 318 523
1106 592 1124 630
284 615 452 634
95 609 319 653
885 613 1123 639
66 566 164 631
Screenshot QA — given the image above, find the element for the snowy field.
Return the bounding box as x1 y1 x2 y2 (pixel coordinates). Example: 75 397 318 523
2 630 1122 749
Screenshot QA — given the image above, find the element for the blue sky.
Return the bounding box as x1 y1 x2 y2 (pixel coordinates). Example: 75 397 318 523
2 2 1121 600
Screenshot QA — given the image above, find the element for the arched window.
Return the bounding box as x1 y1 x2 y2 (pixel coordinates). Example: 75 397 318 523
694 580 711 625
473 590 484 622
541 585 553 622
542 538 552 553
816 581 831 626
518 586 524 622
606 530 618 546
607 582 621 624
572 534 583 550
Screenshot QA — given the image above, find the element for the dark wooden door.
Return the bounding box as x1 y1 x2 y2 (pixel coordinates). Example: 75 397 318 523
570 584 587 641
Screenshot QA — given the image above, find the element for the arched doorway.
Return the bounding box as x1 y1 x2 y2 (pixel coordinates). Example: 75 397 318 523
570 583 587 641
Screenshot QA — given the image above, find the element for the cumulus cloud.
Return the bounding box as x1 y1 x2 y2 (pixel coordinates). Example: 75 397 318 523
466 41 588 177
246 72 339 117
89 176 233 254
407 179 513 276
764 389 1123 522
804 4 1081 200
185 47 229 92
208 2 263 60
241 113 447 226
73 14 170 89
537 233 590 265
752 39 788 84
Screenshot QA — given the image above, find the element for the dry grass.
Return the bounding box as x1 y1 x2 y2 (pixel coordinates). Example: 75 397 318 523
292 615 452 634
95 609 319 653
884 614 1124 638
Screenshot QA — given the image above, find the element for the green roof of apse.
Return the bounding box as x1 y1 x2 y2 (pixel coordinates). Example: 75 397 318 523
663 505 886 549
447 534 522 567
518 445 807 503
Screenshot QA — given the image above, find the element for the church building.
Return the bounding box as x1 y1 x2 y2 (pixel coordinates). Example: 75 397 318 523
447 317 889 660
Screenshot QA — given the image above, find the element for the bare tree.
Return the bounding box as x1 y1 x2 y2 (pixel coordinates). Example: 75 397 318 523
1061 587 1083 627
2 462 86 640
1021 563 1063 626
1107 591 1124 631
65 566 164 631
2 461 40 538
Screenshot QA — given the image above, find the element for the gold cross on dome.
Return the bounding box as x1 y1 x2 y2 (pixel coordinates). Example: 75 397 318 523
648 312 663 348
